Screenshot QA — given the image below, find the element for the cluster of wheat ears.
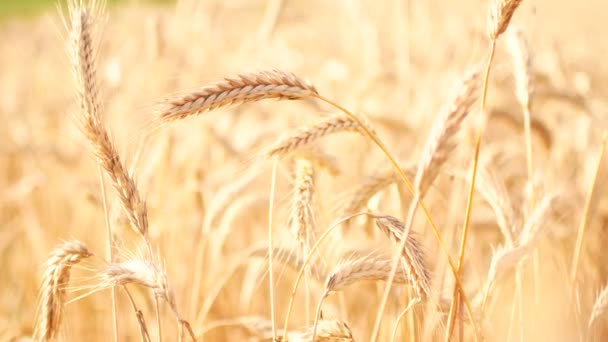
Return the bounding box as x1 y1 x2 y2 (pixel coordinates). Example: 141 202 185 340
14 0 607 341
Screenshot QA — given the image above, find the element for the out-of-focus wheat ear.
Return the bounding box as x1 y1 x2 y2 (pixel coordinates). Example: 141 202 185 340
324 254 409 294
35 241 93 341
413 66 482 198
506 27 533 111
475 167 517 245
266 114 366 158
152 70 318 125
67 0 149 245
588 284 608 331
507 27 537 209
337 163 416 226
288 157 316 249
287 319 354 342
374 215 431 299
487 0 524 40
517 193 558 248
482 245 528 300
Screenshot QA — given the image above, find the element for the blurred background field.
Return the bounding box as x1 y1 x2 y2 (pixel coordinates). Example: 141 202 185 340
1 0 608 341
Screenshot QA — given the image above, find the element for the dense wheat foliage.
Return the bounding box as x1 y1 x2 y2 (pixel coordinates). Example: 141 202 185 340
2 0 608 341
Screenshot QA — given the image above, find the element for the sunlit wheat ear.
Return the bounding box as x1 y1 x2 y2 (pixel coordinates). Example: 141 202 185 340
288 157 316 249
100 258 176 307
588 284 608 330
475 167 517 245
483 245 528 295
414 66 482 197
506 27 533 109
325 254 409 294
374 215 431 299
517 193 558 248
35 240 92 341
67 0 149 242
154 70 318 124
284 319 354 341
487 0 524 40
266 114 367 158
100 258 197 339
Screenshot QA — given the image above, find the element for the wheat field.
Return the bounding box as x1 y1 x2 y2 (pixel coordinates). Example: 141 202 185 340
1 0 608 341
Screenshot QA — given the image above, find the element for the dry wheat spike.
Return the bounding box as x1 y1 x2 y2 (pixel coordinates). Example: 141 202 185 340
35 240 92 341
100 259 198 340
67 0 149 241
289 157 316 248
414 66 482 197
375 215 431 299
155 70 318 123
487 0 524 40
325 254 408 294
267 114 366 158
100 259 176 308
506 27 533 109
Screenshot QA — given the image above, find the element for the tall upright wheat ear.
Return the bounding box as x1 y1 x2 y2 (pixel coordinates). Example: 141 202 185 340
35 241 92 341
506 27 535 209
445 1 525 340
66 0 150 252
371 66 482 342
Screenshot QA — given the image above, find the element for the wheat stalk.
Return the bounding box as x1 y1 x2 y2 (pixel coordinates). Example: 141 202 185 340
35 240 92 341
154 70 318 124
